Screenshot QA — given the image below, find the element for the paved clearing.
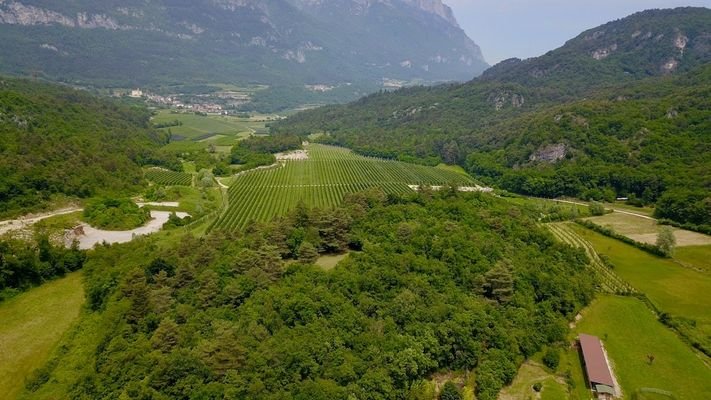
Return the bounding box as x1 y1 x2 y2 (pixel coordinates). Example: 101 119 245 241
0 272 84 400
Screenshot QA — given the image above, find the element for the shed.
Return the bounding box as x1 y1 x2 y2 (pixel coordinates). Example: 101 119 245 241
579 333 615 398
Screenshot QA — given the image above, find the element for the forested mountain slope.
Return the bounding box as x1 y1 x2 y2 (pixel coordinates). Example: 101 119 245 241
23 190 594 400
0 78 171 217
0 0 487 87
273 8 711 227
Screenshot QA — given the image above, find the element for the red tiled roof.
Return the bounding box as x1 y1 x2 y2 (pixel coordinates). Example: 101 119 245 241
579 334 614 387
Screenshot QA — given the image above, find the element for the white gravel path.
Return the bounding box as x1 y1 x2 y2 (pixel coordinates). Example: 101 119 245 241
70 211 189 250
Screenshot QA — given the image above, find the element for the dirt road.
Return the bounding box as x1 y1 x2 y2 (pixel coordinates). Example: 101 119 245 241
0 207 82 236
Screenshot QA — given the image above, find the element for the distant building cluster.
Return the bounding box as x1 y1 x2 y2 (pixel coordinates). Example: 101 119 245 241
125 88 229 115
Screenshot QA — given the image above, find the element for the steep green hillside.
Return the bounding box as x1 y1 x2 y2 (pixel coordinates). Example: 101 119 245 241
0 78 171 217
273 8 711 227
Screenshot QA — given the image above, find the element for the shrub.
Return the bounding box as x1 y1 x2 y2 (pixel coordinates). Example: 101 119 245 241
543 348 560 370
589 201 606 216
439 382 462 400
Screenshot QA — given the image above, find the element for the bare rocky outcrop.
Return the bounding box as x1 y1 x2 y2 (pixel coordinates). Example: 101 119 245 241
489 91 525 111
529 143 568 163
0 2 127 30
592 43 618 60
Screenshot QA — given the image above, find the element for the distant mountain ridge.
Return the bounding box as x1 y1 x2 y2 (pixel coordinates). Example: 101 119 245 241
0 0 487 87
481 7 711 90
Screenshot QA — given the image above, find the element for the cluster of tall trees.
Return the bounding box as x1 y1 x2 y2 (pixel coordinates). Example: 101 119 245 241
0 237 85 300
29 189 595 399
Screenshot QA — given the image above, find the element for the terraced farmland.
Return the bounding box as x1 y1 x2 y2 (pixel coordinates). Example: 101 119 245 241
145 169 193 186
547 222 635 294
213 144 475 230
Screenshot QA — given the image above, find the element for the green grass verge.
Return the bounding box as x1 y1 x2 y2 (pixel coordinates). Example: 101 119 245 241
571 296 711 400
0 272 85 400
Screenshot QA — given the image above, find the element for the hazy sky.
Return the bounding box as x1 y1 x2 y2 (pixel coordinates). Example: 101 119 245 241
446 1 711 65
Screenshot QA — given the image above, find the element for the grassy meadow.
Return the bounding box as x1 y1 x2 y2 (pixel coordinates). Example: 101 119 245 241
0 272 85 400
498 361 568 400
569 224 711 322
152 110 265 139
585 212 711 247
675 244 711 273
570 296 711 399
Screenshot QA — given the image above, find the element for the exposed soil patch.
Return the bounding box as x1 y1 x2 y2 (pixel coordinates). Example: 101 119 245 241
276 149 309 161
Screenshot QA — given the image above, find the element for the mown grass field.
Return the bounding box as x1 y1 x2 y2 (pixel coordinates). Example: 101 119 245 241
585 212 711 247
213 144 475 230
571 296 711 400
0 272 84 400
569 223 711 322
675 244 711 273
568 223 711 358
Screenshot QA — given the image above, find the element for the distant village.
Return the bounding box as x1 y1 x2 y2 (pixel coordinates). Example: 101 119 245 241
126 88 249 115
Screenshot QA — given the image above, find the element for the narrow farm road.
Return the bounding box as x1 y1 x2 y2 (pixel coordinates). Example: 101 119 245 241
550 199 656 220
0 207 82 236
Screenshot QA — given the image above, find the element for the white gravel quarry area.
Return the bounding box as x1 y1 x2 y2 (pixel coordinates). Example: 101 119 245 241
68 211 189 250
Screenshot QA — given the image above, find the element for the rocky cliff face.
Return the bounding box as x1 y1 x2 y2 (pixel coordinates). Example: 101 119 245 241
0 0 488 87
405 0 458 26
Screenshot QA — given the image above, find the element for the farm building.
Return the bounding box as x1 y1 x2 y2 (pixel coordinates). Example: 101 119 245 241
579 333 617 399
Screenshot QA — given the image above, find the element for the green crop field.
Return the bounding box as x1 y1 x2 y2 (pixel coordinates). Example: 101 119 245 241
152 110 265 140
212 144 475 230
0 272 84 400
571 296 711 400
145 169 193 186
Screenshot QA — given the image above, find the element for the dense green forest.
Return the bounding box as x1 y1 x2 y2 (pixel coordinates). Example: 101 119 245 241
26 190 594 399
273 9 711 228
0 78 176 218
